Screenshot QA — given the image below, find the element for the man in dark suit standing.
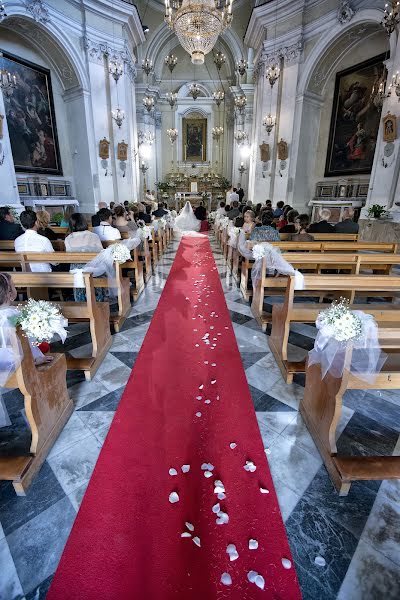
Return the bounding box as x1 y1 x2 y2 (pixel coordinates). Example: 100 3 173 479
308 208 335 233
334 208 359 233
0 206 24 240
237 184 245 203
152 203 168 218
194 201 207 221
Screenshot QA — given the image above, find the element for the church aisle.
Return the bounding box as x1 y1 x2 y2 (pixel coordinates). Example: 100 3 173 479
46 234 301 599
0 236 399 600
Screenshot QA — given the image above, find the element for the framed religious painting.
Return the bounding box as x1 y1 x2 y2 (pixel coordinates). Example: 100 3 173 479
2 50 63 175
325 53 386 177
382 112 397 142
183 116 207 162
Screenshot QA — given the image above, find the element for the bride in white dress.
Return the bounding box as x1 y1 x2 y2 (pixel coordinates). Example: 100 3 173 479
174 201 201 233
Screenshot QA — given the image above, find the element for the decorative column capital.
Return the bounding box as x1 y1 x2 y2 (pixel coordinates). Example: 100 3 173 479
261 38 303 67
83 36 137 82
24 0 50 24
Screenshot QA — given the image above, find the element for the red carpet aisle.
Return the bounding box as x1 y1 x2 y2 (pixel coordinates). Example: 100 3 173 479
48 237 301 600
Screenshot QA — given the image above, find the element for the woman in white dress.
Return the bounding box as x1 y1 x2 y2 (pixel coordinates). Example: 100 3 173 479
174 201 201 232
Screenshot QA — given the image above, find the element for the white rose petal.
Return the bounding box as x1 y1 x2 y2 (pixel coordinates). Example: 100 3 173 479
192 536 201 547
185 522 194 532
204 471 213 478
181 465 190 473
169 468 178 476
181 532 191 538
244 461 257 473
282 558 292 570
229 443 237 449
216 511 229 525
247 571 258 584
314 556 326 567
212 503 220 514
169 492 179 504
217 492 226 500
195 412 202 417
249 539 258 550
260 487 269 494
220 573 232 586
255 575 265 590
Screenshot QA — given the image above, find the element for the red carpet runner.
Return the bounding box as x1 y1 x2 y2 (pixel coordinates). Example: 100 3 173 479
48 237 301 600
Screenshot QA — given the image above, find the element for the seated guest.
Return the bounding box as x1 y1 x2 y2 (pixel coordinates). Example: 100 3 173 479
195 201 207 221
279 209 299 233
91 201 107 227
152 203 168 218
224 205 231 215
36 210 57 240
249 210 280 242
228 200 240 220
308 208 335 233
0 206 23 240
234 215 244 228
216 201 226 216
114 204 138 234
273 200 285 218
288 214 314 242
143 205 153 223
60 206 75 228
92 208 121 241
255 203 262 216
334 207 359 233
243 210 256 234
15 210 55 272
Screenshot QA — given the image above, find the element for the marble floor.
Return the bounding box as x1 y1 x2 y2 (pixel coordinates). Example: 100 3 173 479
0 235 399 600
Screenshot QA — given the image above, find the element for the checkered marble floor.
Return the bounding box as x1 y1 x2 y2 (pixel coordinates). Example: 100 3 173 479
0 235 399 600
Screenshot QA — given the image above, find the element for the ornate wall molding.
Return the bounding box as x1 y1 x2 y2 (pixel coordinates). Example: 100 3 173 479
337 1 355 25
24 0 50 24
83 36 137 82
261 38 303 67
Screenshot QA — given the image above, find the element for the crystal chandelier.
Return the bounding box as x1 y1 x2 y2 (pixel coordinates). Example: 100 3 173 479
167 91 178 108
138 131 156 146
234 130 248 145
109 57 124 83
213 51 226 71
381 1 400 35
263 113 275 136
212 126 224 141
371 80 390 109
112 107 125 129
236 58 248 77
189 82 201 100
142 58 153 76
0 59 17 96
165 0 233 65
266 63 280 88
234 95 247 113
167 128 178 143
389 71 400 99
143 95 155 112
213 90 225 106
0 1 7 21
165 53 178 72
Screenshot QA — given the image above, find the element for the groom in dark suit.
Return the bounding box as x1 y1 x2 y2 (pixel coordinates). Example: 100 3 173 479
194 202 207 221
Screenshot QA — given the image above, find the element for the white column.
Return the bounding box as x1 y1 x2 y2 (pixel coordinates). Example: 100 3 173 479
0 90 21 206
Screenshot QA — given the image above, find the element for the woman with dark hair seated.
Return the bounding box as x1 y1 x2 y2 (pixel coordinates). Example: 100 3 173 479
288 213 314 242
249 210 280 242
279 209 299 233
64 213 105 301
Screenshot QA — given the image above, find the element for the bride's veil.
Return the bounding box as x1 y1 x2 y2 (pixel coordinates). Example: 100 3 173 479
175 200 201 232
181 201 193 215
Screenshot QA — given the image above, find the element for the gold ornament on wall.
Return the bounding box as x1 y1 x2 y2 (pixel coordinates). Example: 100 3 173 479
382 112 397 143
277 139 288 161
259 142 270 163
99 137 110 160
117 140 128 161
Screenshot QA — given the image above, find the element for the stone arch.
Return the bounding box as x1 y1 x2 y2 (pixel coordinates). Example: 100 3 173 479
177 82 211 99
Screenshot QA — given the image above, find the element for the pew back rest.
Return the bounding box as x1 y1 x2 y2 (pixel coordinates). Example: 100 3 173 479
279 233 359 242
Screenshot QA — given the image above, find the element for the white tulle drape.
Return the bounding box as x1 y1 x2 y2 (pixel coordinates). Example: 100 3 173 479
251 242 304 289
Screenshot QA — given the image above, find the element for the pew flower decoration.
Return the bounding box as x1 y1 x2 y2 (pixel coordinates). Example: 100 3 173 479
110 243 131 264
252 244 268 261
208 211 216 224
316 299 363 343
137 220 152 240
16 300 68 345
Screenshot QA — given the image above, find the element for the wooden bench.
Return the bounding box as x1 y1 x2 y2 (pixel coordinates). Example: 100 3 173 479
0 329 73 495
301 338 400 496
252 253 400 330
279 233 359 241
269 274 400 383
9 272 112 381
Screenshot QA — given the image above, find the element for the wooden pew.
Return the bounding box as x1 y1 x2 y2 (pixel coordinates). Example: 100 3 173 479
252 253 400 330
269 274 400 383
0 329 73 495
301 338 400 496
100 242 145 303
9 272 112 381
279 233 359 242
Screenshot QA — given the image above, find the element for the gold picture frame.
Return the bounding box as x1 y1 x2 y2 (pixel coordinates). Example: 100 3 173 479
99 137 110 160
183 117 207 162
117 141 128 161
383 112 397 142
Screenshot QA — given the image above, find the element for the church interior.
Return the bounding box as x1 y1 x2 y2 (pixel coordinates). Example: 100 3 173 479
0 1 399 599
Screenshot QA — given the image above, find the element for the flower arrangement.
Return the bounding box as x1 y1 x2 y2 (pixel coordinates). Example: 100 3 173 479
15 299 68 345
233 227 241 236
110 243 131 264
170 210 177 218
252 244 267 260
316 298 363 343
367 204 387 219
137 220 152 240
208 211 216 223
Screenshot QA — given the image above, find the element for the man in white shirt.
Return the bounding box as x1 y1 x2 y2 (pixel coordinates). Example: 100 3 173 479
229 188 240 204
92 208 121 241
15 210 55 272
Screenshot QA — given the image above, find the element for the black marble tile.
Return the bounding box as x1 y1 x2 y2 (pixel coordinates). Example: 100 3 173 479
25 574 53 600
120 311 154 332
66 369 86 388
0 462 66 536
285 491 359 600
242 318 266 332
344 389 400 433
247 384 266 404
0 412 31 457
288 331 315 351
110 351 138 369
2 388 25 418
253 393 297 413
51 330 92 354
234 297 251 306
240 351 269 370
77 386 125 412
336 411 399 457
293 373 306 388
229 310 253 325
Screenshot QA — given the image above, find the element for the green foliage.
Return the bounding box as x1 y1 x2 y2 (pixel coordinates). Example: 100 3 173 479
367 204 387 219
52 212 63 225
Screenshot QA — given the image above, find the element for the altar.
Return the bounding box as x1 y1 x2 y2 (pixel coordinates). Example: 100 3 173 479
175 192 212 212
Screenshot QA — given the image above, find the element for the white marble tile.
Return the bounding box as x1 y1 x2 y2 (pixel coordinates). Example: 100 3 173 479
68 481 89 512
280 413 321 459
267 435 321 497
48 434 102 495
0 538 24 600
78 411 115 435
92 353 132 393
267 378 304 410
226 299 253 317
69 378 110 410
48 413 92 459
257 409 297 436
271 476 302 522
0 522 4 541
337 539 400 600
256 414 282 447
360 492 400 566
94 425 110 445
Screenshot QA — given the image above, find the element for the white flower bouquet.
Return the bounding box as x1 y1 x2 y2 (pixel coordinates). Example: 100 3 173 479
137 221 152 240
208 211 216 224
110 243 131 264
252 244 267 261
16 299 68 345
316 298 363 343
